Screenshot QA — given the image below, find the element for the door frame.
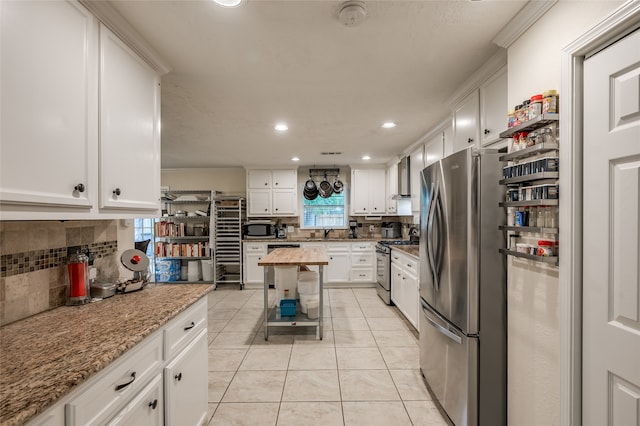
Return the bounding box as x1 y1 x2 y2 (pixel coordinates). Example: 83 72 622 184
559 2 640 425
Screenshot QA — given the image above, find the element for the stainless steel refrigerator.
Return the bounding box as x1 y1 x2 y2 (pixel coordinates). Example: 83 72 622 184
419 147 506 426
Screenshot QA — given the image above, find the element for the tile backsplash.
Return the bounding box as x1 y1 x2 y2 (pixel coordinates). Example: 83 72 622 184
0 220 119 325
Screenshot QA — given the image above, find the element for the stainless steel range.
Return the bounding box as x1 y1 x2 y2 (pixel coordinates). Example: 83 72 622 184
375 240 418 304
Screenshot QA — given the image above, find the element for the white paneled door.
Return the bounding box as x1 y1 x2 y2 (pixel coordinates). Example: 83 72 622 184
583 29 640 426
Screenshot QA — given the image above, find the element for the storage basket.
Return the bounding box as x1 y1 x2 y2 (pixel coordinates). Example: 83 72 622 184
280 299 297 316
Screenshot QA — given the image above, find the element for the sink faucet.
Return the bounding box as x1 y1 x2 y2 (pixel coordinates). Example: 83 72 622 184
324 228 334 238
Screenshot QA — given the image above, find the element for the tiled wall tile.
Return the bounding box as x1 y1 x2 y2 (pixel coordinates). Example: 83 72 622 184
0 220 119 325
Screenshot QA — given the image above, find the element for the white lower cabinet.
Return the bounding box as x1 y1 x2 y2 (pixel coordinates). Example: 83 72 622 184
350 242 374 283
390 249 419 329
32 298 208 426
106 374 163 426
164 330 208 426
243 243 267 286
325 243 351 284
242 241 375 286
65 333 164 426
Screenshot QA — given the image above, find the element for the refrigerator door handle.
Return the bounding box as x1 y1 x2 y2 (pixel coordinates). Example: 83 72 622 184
426 183 439 291
433 190 445 284
421 300 462 344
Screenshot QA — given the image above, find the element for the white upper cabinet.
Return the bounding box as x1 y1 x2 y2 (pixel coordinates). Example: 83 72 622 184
452 89 480 154
350 168 386 215
0 0 98 211
0 2 162 220
246 169 297 216
99 24 161 211
271 170 297 189
480 66 507 146
424 132 444 168
385 162 398 214
409 146 424 213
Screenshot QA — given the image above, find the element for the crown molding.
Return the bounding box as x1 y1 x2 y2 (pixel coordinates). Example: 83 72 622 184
446 49 507 109
492 0 558 48
79 0 172 75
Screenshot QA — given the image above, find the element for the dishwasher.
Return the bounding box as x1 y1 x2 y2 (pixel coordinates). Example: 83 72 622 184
266 243 300 287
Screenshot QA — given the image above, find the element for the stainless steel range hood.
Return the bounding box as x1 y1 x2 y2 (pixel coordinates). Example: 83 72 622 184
393 156 411 199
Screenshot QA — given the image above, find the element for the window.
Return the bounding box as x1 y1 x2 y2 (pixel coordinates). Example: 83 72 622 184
302 191 346 228
134 218 155 274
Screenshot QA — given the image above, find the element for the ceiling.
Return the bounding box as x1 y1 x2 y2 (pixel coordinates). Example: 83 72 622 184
109 0 528 168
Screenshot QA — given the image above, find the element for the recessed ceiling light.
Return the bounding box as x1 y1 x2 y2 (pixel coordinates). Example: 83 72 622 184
213 0 243 7
362 155 371 160
274 123 288 132
291 157 300 162
382 122 396 129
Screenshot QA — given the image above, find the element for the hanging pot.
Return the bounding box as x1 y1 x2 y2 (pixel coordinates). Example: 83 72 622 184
319 177 334 198
305 177 317 191
304 186 318 200
332 176 344 194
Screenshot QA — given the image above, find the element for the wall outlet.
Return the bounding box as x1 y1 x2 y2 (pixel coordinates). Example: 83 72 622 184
369 225 375 232
287 226 294 233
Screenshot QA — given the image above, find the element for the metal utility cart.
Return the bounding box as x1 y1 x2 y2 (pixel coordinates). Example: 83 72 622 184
213 196 246 289
258 247 329 340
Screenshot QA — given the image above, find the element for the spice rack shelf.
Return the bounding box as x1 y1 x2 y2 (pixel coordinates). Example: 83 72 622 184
156 256 210 261
499 113 559 138
499 142 559 162
499 248 558 265
499 112 559 266
499 199 558 207
499 225 558 235
500 172 559 185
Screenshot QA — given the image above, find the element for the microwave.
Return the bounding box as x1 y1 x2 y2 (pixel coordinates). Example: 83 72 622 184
243 221 276 239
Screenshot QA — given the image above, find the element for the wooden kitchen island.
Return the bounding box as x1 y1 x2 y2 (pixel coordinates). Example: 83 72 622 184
258 247 329 340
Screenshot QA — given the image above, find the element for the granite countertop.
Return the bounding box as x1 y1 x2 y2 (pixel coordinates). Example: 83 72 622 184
392 245 420 259
258 247 329 266
0 284 214 426
243 237 380 243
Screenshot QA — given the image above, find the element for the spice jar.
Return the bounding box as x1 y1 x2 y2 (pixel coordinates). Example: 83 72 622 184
521 99 531 121
514 104 524 126
518 131 529 151
536 240 556 256
538 127 555 145
507 110 515 128
526 131 538 147
529 94 543 120
542 90 558 114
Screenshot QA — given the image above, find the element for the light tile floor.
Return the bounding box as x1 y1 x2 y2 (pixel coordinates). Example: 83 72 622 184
205 287 449 426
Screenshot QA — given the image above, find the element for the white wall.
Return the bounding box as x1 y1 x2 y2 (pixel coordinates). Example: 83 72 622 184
506 2 622 425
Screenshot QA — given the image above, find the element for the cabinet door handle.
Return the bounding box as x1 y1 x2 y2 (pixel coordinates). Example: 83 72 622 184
184 321 195 331
114 372 136 391
484 129 490 135
113 188 121 196
275 208 278 211
175 373 182 381
74 183 85 193
148 399 158 410
467 138 474 143
274 182 278 186
264 182 268 186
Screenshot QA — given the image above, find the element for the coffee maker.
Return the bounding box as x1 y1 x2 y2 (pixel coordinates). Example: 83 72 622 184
348 220 358 239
